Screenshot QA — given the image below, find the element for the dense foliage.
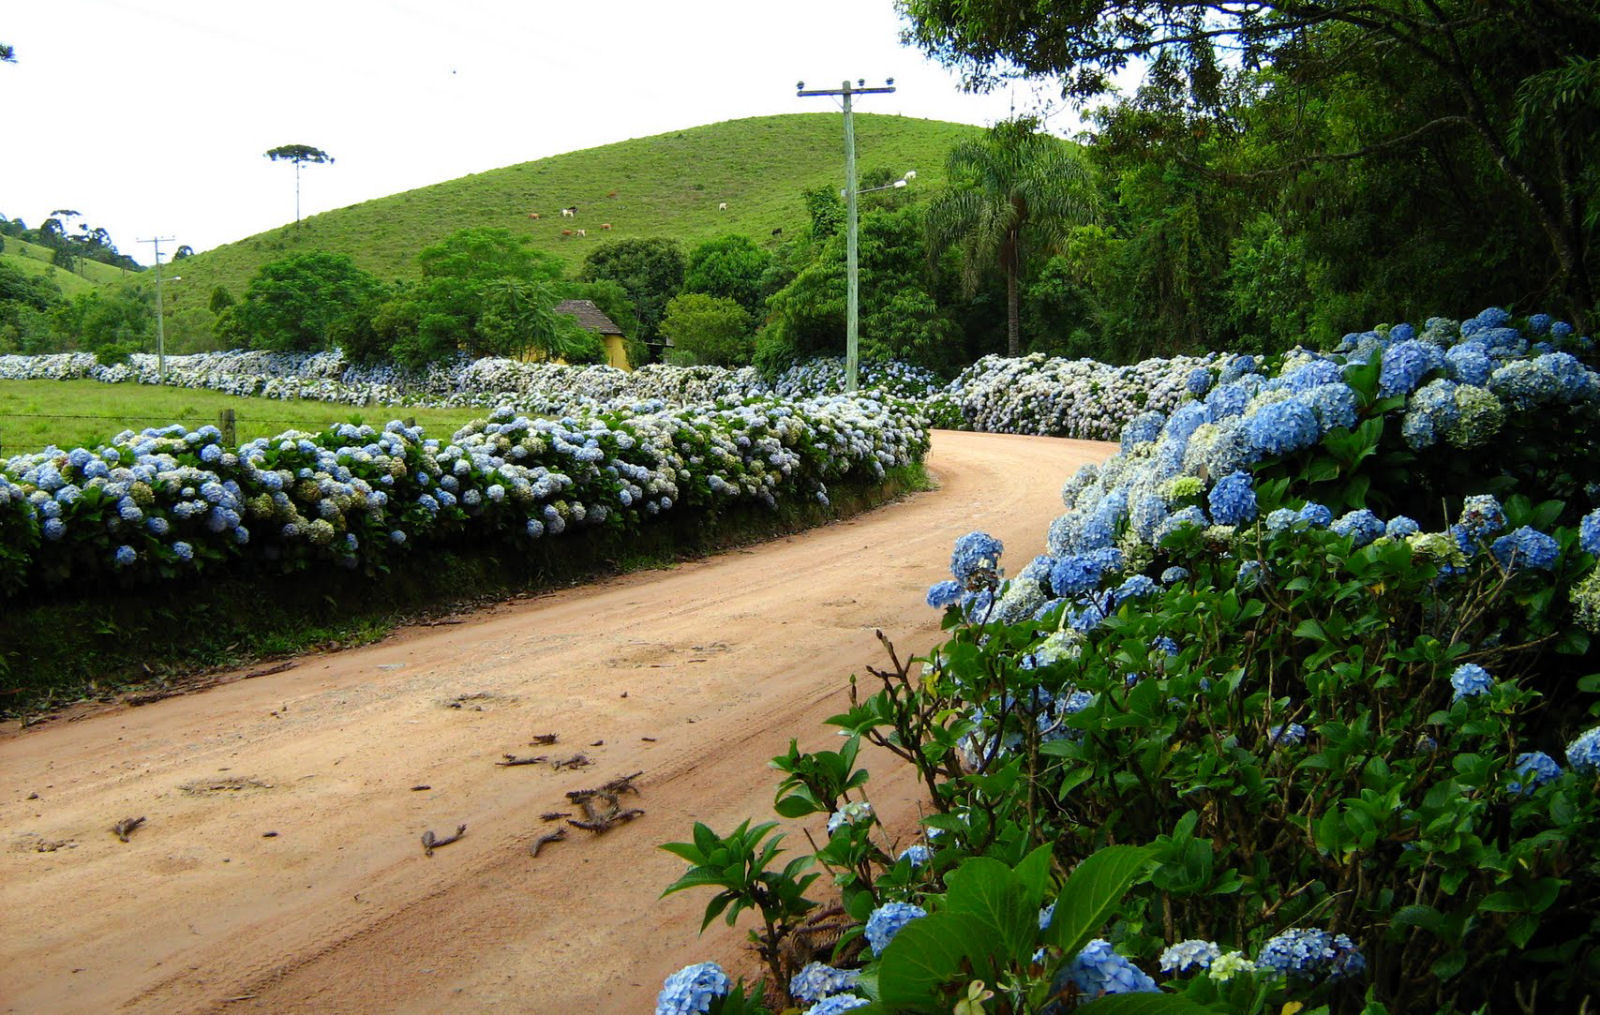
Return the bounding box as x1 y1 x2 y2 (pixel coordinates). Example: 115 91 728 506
653 307 1600 1014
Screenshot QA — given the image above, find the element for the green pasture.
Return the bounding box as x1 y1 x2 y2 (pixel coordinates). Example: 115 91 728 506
1 236 134 296
0 379 485 454
156 114 982 315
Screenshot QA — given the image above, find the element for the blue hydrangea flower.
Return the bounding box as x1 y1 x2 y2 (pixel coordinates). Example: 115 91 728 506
1265 508 1298 535
114 544 137 567
1450 663 1493 702
789 962 862 1003
898 843 933 867
1301 383 1359 433
42 518 65 541
1038 901 1056 931
1153 636 1180 657
1050 554 1105 597
1566 726 1600 774
1121 411 1165 452
1509 751 1562 794
1330 509 1384 548
1445 342 1494 386
1066 939 1159 996
173 541 194 561
1160 566 1189 585
927 580 963 608
1208 471 1257 526
1267 723 1307 747
1457 495 1506 541
1186 367 1213 396
804 996 870 1015
654 962 730 1015
1490 526 1559 571
827 800 873 835
1297 502 1333 528
865 902 926 955
951 532 1003 583
1219 354 1258 385
1114 574 1158 605
1243 399 1319 458
1256 928 1365 982
1155 506 1207 542
1159 939 1222 973
1583 509 1600 556
1385 515 1420 539
1379 340 1445 397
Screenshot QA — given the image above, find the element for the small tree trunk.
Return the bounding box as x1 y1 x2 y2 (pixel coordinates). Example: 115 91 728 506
1006 266 1021 358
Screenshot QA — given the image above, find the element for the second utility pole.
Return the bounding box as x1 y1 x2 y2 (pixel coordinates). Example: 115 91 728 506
797 78 895 393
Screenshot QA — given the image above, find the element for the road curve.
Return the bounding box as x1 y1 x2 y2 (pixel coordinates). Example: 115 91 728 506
0 430 1114 1015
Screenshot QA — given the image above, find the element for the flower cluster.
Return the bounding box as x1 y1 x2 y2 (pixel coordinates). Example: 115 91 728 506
788 962 861 1003
0 394 929 596
654 962 731 1015
1255 928 1366 982
864 902 926 956
944 351 1224 439
1064 939 1159 996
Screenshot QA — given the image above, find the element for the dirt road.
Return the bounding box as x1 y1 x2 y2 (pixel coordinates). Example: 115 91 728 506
0 430 1113 1015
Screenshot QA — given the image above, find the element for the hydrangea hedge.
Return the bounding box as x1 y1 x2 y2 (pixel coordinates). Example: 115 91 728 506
0 349 1209 443
0 395 928 600
655 309 1600 1015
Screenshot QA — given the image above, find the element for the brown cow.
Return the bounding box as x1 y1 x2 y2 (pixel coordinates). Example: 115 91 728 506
560 228 574 238
601 223 613 230
528 212 541 220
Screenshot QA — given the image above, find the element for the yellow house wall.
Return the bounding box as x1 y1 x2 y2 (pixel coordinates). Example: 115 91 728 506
602 334 631 370
516 332 631 370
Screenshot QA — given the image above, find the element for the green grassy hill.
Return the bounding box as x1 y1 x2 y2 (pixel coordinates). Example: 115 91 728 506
1 237 137 296
161 114 983 314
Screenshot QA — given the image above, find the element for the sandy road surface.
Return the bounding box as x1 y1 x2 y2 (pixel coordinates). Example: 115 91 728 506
0 430 1113 1015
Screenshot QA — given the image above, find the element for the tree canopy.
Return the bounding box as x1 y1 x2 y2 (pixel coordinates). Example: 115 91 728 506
926 117 1097 356
901 0 1600 323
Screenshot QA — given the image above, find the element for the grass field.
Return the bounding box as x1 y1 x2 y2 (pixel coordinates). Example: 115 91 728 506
1 237 136 297
156 113 983 316
0 379 487 454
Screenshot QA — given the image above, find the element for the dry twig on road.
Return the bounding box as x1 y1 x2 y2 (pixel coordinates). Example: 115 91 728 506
421 824 467 856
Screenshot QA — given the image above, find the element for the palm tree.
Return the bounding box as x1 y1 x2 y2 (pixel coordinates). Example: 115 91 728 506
928 118 1097 357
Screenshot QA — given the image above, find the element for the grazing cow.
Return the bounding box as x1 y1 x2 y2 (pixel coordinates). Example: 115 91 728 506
576 228 587 238
770 227 783 237
561 206 578 217
528 212 541 220
606 190 618 198
600 223 613 230
718 202 728 211
561 228 574 238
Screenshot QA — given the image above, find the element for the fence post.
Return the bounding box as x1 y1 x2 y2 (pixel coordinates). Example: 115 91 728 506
219 408 237 447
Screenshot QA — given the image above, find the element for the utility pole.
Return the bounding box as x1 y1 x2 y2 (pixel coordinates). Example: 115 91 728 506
797 78 895 393
138 236 176 383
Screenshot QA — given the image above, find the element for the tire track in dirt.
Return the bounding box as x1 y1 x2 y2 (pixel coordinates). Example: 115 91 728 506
0 430 1113 1015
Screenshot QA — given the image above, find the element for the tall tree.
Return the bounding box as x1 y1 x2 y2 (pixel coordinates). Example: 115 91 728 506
216 251 386 352
577 238 686 341
901 0 1600 324
264 144 334 227
926 117 1097 356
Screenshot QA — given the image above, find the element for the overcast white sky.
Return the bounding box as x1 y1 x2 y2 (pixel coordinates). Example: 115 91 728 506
3 0 1100 265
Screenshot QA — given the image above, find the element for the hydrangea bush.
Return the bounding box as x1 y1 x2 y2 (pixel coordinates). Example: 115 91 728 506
656 309 1600 1014
0 394 928 598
